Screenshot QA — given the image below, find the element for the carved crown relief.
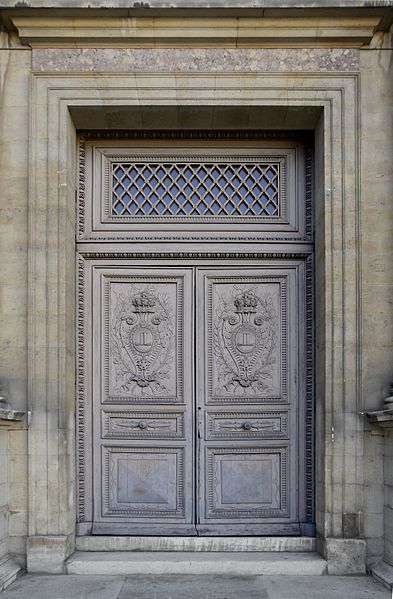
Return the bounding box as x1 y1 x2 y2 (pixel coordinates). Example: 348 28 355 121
211 284 281 398
109 283 177 398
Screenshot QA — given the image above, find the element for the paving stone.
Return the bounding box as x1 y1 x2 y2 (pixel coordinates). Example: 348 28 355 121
0 574 125 599
263 576 390 599
0 573 391 599
119 575 268 599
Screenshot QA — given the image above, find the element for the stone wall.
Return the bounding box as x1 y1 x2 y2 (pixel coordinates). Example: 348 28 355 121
360 28 393 569
0 6 392 577
385 432 393 570
0 31 30 572
0 430 9 564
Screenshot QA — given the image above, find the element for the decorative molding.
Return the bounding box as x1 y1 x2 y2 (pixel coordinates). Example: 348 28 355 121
103 446 185 518
366 407 393 430
77 256 86 522
78 139 86 239
103 275 184 403
12 16 380 48
206 446 288 519
80 130 312 142
102 410 184 439
305 145 314 241
78 252 311 260
78 130 308 241
206 410 288 440
0 395 25 424
106 154 285 222
305 255 314 524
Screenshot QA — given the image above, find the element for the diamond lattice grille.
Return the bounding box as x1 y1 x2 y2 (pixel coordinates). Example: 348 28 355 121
112 161 280 217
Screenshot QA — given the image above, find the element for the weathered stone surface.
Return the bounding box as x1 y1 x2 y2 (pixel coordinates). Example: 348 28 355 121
76 535 316 552
1 574 390 599
66 552 327 576
32 48 360 73
27 536 74 574
323 539 366 575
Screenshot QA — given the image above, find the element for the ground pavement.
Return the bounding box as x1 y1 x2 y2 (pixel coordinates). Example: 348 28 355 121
0 574 391 599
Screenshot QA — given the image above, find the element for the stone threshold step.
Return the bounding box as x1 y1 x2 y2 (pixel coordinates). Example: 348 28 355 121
76 536 316 553
66 551 327 576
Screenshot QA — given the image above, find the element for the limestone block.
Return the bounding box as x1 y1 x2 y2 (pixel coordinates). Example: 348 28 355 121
323 538 366 575
0 510 8 542
0 484 8 510
27 535 75 574
8 511 27 538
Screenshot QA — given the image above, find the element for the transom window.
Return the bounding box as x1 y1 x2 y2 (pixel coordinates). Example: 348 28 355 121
112 160 281 218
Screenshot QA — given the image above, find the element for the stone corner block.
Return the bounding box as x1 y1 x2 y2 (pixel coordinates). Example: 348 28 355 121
370 559 393 589
0 555 22 592
27 534 75 574
321 538 366 575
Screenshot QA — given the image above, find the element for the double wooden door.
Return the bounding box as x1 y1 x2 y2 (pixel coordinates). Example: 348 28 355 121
87 261 309 535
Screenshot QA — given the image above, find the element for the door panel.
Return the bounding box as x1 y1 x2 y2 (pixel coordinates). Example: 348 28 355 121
86 262 308 535
91 267 194 534
196 267 302 534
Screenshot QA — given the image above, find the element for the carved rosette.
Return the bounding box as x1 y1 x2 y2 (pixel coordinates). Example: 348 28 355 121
111 286 175 397
213 287 279 397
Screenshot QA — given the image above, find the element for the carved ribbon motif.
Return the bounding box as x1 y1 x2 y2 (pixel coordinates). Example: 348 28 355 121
213 288 278 396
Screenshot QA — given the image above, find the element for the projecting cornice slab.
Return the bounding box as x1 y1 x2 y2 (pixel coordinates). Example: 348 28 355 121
10 15 381 48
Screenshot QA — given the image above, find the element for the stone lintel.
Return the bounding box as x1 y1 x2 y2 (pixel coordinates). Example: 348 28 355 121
319 537 366 575
10 15 381 48
27 534 75 574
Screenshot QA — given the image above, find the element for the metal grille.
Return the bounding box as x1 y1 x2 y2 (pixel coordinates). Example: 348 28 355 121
112 161 280 217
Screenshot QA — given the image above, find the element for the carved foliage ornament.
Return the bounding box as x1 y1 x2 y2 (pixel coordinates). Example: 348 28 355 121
111 285 175 397
213 287 279 397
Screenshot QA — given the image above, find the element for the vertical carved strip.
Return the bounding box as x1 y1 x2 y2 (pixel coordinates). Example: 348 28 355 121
77 256 86 521
281 280 288 399
78 136 86 238
305 255 314 523
305 144 313 241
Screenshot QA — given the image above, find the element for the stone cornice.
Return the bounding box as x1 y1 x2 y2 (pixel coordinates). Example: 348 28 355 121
366 407 393 430
9 14 382 48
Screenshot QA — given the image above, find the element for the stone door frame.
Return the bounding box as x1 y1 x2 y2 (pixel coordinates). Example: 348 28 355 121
26 72 365 574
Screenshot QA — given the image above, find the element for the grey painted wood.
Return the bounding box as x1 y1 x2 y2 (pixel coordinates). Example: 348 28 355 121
196 266 304 534
83 262 309 535
91 267 194 534
77 136 313 537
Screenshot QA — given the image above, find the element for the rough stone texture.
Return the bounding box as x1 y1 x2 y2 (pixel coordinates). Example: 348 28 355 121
1 575 125 599
371 560 393 590
360 29 393 570
65 552 328 576
0 430 9 564
0 0 391 8
323 539 366 575
0 39 30 571
27 535 74 574
118 575 269 599
0 575 390 599
32 48 360 73
385 430 393 567
75 536 316 552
